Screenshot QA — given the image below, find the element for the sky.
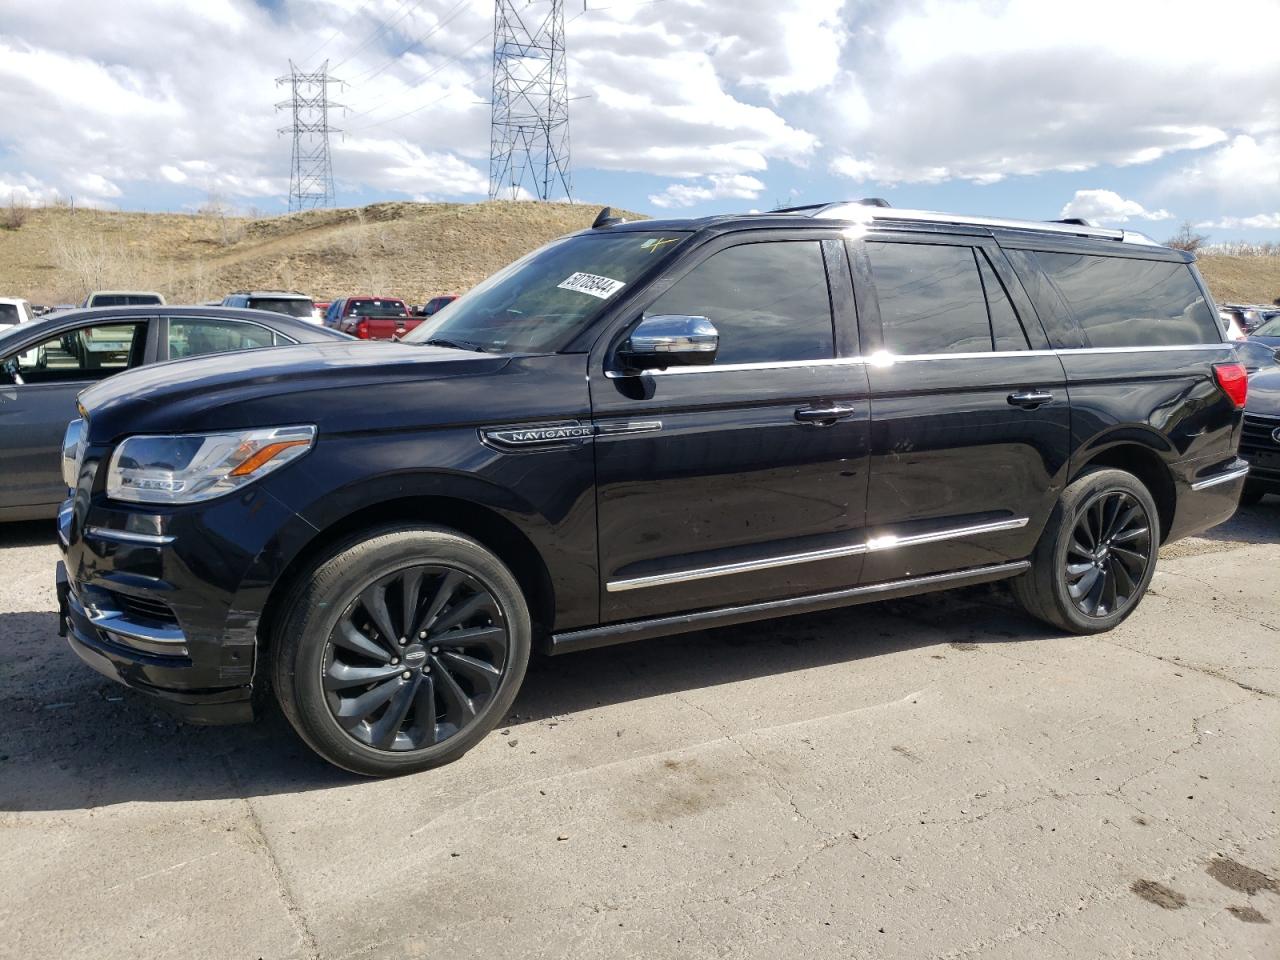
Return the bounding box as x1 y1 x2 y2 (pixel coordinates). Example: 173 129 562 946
1 0 1278 242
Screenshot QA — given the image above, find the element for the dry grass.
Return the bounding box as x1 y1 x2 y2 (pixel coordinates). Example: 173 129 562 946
0 201 645 306
0 199 1276 308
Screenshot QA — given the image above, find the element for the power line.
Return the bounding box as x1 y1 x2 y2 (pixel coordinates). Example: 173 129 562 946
346 0 473 85
329 0 427 71
345 31 490 127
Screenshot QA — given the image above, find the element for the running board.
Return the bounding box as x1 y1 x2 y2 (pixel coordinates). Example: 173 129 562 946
548 560 1030 655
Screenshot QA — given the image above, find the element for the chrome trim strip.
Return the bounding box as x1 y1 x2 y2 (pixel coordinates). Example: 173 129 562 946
86 526 175 545
556 560 1033 654
606 517 1029 592
604 344 1230 377
810 204 1161 245
1190 463 1250 491
84 607 188 655
597 420 663 436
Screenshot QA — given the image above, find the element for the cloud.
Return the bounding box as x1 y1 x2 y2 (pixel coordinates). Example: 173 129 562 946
1060 189 1172 224
649 174 766 209
820 0 1277 186
1196 212 1280 231
1162 134 1280 206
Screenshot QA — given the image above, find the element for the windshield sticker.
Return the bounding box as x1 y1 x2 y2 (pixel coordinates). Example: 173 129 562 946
557 272 626 299
640 237 681 254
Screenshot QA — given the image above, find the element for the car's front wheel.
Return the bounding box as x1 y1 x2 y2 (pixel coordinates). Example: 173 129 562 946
1012 467 1160 634
272 525 531 777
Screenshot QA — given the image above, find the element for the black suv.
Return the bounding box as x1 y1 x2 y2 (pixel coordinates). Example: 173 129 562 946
56 202 1249 776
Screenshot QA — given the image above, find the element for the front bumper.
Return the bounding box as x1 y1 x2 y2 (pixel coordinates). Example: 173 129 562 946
55 454 309 725
57 560 254 724
1240 412 1280 493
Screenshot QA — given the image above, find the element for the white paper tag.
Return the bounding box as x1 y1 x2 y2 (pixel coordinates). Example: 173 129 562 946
557 272 626 299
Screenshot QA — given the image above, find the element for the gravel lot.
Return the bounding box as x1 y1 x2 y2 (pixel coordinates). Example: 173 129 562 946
1 504 1277 960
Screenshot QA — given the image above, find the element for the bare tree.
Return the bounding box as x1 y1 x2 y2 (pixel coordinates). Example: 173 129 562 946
1166 220 1209 252
1 195 30 230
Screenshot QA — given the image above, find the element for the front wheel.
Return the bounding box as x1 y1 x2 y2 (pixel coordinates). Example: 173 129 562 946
272 525 531 777
1012 468 1160 635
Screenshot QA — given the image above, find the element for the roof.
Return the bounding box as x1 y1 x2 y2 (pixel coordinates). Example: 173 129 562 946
226 291 313 299
593 199 1163 248
0 305 347 344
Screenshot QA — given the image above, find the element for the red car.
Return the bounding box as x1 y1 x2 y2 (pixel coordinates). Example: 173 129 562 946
324 297 418 340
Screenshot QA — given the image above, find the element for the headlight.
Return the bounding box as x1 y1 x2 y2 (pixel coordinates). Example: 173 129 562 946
106 425 316 504
61 418 86 489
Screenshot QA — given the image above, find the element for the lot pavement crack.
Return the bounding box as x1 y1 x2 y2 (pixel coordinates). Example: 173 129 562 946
221 756 321 960
1098 637 1276 699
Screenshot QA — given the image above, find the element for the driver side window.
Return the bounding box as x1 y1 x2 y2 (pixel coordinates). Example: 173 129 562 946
1 322 147 385
643 241 835 365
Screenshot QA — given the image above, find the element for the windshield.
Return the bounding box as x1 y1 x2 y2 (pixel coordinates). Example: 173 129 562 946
403 230 691 352
249 297 315 318
1254 315 1280 337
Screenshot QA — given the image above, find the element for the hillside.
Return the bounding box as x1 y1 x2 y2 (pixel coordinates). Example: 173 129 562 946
0 201 647 307
0 200 1277 308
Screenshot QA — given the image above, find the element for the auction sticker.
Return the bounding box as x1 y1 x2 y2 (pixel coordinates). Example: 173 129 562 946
557 272 626 299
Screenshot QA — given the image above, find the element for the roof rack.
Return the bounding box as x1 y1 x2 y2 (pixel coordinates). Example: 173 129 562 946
807 201 1159 245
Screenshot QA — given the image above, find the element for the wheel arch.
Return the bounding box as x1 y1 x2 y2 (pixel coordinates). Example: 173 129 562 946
1071 439 1176 543
255 495 557 662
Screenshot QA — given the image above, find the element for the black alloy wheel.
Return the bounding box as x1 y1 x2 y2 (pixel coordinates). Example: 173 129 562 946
323 564 510 752
1061 489 1152 619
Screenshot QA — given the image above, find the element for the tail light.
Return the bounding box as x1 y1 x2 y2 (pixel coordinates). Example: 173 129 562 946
1213 362 1248 409
355 318 371 339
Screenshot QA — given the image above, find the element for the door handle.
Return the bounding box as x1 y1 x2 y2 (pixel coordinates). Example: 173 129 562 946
795 404 857 425
1007 389 1054 409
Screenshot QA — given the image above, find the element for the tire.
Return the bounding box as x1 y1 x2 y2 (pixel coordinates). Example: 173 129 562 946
1239 484 1266 507
272 524 531 777
1011 468 1160 635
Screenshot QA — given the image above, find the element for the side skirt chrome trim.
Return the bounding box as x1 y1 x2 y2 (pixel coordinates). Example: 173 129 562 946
1190 462 1249 491
553 561 1031 655
606 517 1029 592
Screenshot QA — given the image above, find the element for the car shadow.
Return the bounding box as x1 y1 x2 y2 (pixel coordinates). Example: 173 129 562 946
0 583 1047 811
0 519 58 548
1189 498 1280 546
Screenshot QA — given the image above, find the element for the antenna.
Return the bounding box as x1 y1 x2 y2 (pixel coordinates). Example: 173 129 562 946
488 0 572 202
276 60 343 212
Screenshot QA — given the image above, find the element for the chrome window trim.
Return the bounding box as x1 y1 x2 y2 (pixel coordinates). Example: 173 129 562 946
606 517 1029 592
1189 463 1249 491
603 343 1230 377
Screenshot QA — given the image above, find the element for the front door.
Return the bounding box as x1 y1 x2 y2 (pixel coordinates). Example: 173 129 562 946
0 319 151 511
850 233 1072 584
590 232 871 623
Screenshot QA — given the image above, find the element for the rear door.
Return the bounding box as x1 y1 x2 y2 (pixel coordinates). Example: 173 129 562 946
591 231 872 622
0 319 155 511
851 232 1072 584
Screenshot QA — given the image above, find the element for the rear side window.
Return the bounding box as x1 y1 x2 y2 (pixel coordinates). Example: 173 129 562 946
1033 253 1220 347
643 240 834 365
867 242 993 355
0 304 18 325
976 251 1030 351
168 317 279 360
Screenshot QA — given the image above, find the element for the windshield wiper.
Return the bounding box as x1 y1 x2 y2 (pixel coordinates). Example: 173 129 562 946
422 337 487 353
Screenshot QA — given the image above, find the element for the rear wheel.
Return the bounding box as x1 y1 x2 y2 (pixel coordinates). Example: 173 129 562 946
272 525 530 776
1012 468 1160 634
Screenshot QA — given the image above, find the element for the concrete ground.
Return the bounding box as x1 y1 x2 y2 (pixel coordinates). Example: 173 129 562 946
1 504 1277 960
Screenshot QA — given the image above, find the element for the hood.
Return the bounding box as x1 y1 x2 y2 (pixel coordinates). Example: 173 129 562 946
79 339 512 440
1247 366 1280 416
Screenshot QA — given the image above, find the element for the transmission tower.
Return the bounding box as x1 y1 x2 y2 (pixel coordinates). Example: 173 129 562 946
489 0 572 201
276 61 342 212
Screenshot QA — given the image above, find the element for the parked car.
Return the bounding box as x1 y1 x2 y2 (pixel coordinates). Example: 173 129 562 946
0 297 36 327
1220 303 1268 334
82 290 165 308
416 295 458 318
324 296 416 339
221 291 321 324
0 306 347 522
1219 308 1248 341
56 201 1247 776
1239 366 1280 506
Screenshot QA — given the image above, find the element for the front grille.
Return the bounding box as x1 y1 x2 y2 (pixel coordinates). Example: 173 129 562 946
1241 413 1280 452
114 592 179 626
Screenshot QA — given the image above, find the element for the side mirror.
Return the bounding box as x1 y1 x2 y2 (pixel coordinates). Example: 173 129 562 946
618 315 718 372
